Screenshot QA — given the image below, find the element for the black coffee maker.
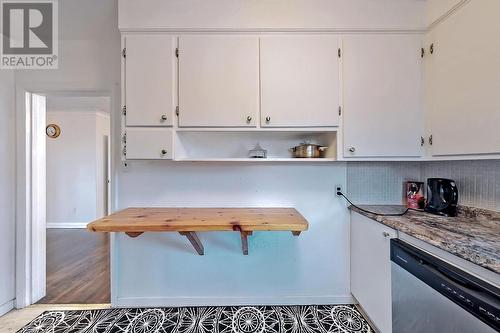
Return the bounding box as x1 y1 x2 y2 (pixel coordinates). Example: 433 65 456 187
425 178 459 217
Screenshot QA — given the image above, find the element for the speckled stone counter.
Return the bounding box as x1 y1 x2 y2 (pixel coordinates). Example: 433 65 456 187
349 205 500 274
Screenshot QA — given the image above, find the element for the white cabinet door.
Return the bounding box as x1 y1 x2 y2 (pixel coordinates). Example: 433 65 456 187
126 128 173 160
351 211 397 333
260 35 340 127
178 35 259 127
343 35 423 158
426 0 500 156
125 35 176 127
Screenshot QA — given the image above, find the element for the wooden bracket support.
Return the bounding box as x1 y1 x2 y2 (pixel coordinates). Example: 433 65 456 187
179 231 204 255
240 231 252 255
125 232 143 238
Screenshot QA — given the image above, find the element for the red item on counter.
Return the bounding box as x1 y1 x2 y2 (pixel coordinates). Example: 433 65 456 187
406 181 425 209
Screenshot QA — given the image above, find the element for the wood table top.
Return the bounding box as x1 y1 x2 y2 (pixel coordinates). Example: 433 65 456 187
87 207 309 233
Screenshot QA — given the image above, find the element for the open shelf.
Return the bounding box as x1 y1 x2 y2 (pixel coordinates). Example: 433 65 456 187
175 127 339 132
174 130 337 161
174 157 337 162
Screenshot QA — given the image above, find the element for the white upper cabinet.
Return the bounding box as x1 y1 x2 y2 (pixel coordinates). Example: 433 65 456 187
178 35 259 127
425 0 500 156
342 35 423 158
260 35 340 127
426 0 463 26
125 35 176 127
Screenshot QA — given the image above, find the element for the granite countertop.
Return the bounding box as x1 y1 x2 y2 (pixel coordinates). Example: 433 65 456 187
350 205 500 274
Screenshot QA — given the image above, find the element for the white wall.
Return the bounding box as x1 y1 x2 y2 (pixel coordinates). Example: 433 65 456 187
46 111 110 227
15 0 120 92
119 0 426 31
116 162 349 305
0 70 16 315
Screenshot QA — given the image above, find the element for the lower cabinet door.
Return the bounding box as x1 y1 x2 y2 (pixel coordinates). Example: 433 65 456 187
350 211 397 333
126 128 173 160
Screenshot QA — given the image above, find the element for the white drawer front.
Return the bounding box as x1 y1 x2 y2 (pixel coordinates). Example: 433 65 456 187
126 128 173 160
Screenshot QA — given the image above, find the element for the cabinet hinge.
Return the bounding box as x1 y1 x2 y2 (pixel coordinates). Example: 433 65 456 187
338 106 342 116
421 136 425 146
175 106 179 116
175 48 179 58
338 48 341 58
421 47 425 58
122 48 126 58
122 146 127 156
122 133 127 143
122 105 127 116
429 135 433 146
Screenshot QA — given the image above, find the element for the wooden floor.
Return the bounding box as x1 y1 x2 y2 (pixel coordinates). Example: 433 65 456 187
38 229 110 304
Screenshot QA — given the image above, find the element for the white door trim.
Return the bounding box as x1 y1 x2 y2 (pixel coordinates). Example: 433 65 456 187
15 84 118 308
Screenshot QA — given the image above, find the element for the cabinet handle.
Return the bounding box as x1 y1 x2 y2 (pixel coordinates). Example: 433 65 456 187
265 116 271 123
161 149 168 155
382 232 391 238
348 147 356 153
161 115 168 121
246 116 252 123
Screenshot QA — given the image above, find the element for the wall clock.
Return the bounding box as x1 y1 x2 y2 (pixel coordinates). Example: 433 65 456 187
46 124 61 138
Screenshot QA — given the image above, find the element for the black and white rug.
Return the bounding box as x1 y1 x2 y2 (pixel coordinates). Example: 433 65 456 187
17 305 373 333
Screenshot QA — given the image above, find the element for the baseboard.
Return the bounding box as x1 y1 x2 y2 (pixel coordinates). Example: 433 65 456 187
46 222 88 229
113 295 355 308
0 300 14 317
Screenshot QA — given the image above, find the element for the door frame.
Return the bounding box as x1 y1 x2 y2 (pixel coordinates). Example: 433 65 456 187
15 84 118 308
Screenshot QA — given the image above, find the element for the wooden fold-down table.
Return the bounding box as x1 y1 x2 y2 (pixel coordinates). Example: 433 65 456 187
87 208 308 255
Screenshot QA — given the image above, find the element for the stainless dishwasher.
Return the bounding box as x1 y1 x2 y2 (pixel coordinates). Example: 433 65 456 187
391 239 500 333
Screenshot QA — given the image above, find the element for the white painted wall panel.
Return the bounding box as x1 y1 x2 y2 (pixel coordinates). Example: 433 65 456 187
118 0 426 31
115 163 350 305
46 111 109 226
0 70 16 314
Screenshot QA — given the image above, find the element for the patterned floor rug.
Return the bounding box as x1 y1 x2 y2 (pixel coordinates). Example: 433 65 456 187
17 305 374 333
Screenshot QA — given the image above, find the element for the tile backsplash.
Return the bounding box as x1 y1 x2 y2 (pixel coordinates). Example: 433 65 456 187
347 160 500 212
347 162 421 205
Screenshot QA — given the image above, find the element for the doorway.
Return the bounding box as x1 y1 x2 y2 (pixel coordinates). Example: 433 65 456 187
19 92 113 305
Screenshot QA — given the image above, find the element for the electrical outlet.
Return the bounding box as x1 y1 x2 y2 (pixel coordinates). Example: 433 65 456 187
336 185 343 196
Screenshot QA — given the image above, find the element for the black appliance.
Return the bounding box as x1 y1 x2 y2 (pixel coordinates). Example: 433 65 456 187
425 178 458 217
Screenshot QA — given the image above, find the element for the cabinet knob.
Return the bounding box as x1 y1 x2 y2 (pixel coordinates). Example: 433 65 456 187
382 232 391 238
265 116 271 123
161 115 168 121
246 115 252 123
348 147 356 153
161 149 168 155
